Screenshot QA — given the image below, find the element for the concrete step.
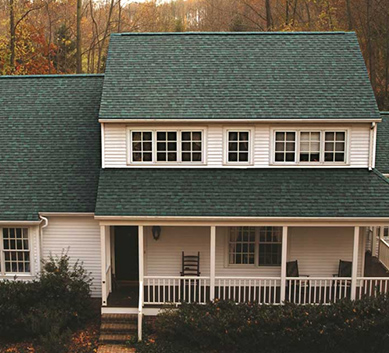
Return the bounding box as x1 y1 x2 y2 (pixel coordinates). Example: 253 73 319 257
99 333 135 344
101 322 137 334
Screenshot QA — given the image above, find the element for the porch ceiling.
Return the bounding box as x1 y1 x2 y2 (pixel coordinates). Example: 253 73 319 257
95 168 389 218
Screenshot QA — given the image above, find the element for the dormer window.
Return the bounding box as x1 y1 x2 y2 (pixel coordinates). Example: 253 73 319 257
224 129 253 165
273 129 348 165
128 129 205 164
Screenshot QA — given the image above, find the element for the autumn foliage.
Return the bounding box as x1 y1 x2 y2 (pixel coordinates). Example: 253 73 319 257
0 0 388 110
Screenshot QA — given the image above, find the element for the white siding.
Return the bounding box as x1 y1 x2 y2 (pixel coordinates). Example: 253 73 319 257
144 226 366 278
103 123 371 168
42 216 101 297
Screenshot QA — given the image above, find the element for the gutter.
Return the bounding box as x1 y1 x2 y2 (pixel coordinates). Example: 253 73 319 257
369 122 377 170
38 215 49 273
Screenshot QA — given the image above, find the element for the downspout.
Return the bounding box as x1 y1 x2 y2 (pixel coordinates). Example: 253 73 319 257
369 122 376 171
38 215 49 273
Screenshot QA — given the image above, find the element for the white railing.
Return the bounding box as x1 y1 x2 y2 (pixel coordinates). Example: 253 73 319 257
285 277 351 304
378 239 389 271
138 280 143 341
356 278 389 299
215 277 281 304
144 276 210 304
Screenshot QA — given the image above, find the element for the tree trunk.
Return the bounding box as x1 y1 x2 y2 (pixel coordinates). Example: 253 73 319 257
265 0 272 30
76 0 82 73
118 0 122 33
285 0 289 26
385 11 389 97
9 0 15 72
346 0 353 30
366 0 375 89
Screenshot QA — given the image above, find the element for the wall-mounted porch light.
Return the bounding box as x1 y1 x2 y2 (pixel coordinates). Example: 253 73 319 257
152 226 162 241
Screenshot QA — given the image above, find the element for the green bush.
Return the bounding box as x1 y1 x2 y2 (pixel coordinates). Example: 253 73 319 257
0 252 93 352
136 297 389 353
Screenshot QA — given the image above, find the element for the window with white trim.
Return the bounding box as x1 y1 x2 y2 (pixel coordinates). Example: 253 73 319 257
273 130 347 165
228 226 282 266
129 129 204 164
324 132 346 163
227 131 250 163
1 228 30 274
131 131 153 162
275 132 296 162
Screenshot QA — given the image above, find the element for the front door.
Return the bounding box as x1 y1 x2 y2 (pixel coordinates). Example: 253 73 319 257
114 226 139 281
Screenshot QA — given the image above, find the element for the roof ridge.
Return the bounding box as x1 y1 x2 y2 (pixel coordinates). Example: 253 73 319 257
0 74 104 79
113 31 349 37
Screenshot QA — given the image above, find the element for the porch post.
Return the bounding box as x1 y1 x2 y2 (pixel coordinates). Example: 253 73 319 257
280 226 288 304
371 227 378 257
210 226 216 301
138 226 144 287
100 225 107 306
351 226 360 300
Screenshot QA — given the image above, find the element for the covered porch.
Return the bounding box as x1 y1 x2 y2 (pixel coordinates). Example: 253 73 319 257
100 222 389 310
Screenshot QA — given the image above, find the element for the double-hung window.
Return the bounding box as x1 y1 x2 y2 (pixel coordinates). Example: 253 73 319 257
228 226 282 266
225 130 252 164
273 130 347 165
0 228 31 275
129 129 204 164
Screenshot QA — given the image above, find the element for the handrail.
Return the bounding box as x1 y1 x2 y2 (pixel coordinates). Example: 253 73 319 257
379 239 389 271
380 238 389 248
138 280 143 342
144 275 210 279
105 264 111 274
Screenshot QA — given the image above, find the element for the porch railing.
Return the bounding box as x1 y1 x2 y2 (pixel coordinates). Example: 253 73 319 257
378 239 389 271
141 276 389 306
215 277 281 304
144 276 210 304
285 277 351 304
355 278 389 299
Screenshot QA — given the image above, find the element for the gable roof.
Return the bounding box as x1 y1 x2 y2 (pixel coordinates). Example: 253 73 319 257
376 112 389 174
95 168 389 218
99 32 380 121
0 74 104 221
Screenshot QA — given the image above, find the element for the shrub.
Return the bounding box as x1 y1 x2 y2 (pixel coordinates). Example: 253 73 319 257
136 297 389 353
0 252 93 352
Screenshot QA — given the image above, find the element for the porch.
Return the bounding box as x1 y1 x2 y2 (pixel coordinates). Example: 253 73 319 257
100 224 389 310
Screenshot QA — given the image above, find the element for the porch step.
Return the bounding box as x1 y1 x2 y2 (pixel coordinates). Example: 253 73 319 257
99 333 135 344
99 314 138 345
101 314 137 324
101 322 137 334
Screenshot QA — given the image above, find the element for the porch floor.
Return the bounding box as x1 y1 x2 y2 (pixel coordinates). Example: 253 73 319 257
107 282 139 307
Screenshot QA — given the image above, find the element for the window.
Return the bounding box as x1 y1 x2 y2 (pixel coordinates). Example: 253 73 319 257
275 132 296 162
157 131 177 162
300 131 320 162
324 132 346 162
131 131 152 162
182 131 202 162
258 227 282 266
273 130 347 165
229 227 256 265
1 228 30 274
227 131 250 163
129 129 204 164
228 227 282 266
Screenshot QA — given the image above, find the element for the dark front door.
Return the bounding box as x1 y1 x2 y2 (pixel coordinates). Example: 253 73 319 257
114 226 139 281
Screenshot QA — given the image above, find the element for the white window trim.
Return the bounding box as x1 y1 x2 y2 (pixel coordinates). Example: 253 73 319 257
270 128 350 166
127 127 207 166
223 127 255 166
225 227 282 268
0 227 33 277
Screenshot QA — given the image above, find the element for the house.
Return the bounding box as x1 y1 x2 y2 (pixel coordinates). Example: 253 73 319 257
1 32 389 342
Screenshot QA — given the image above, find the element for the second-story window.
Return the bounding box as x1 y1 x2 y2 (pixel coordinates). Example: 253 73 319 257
157 132 177 162
324 132 346 163
275 132 296 162
129 129 204 164
227 131 250 163
300 131 320 162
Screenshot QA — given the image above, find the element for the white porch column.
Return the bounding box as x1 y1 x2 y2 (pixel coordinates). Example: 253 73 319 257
139 226 144 286
100 225 107 306
351 226 360 300
210 226 216 301
371 227 378 257
280 226 288 304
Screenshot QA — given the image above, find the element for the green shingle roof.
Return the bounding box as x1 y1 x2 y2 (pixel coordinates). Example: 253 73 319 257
0 74 104 221
376 112 389 174
100 32 379 120
95 168 389 218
